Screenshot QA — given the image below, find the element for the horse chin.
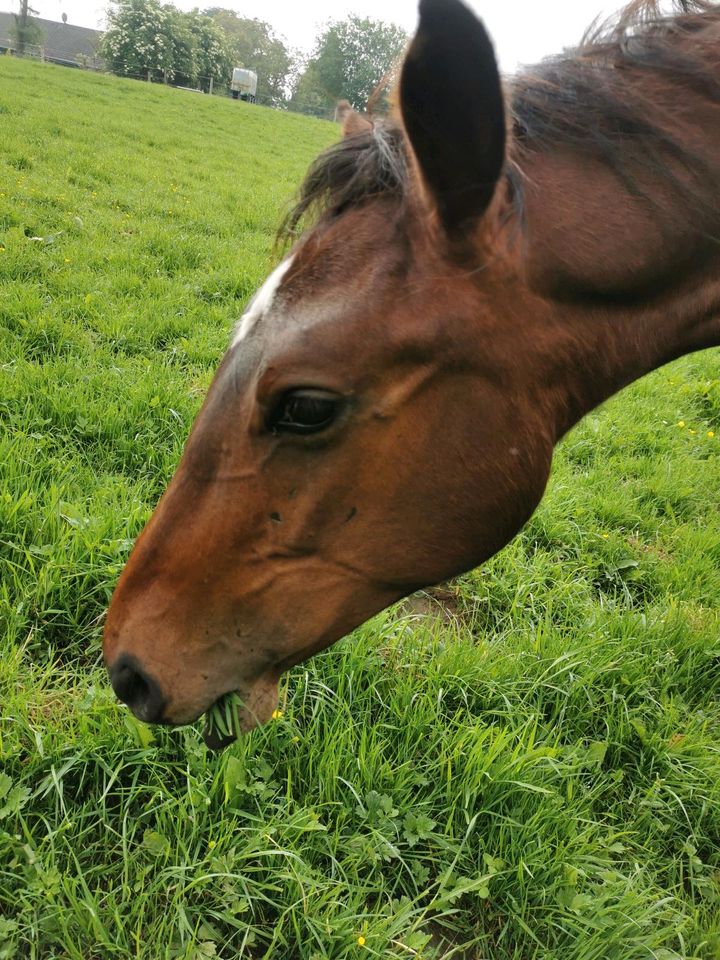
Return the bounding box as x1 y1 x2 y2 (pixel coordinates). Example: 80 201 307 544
201 675 279 751
202 718 239 751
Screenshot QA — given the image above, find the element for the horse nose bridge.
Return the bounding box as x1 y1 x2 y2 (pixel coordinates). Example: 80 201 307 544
107 510 218 625
108 653 167 723
129 490 248 584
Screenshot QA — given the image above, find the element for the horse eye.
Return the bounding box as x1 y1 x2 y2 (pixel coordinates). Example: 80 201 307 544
268 390 340 435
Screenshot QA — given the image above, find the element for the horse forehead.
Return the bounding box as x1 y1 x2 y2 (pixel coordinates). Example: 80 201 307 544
231 252 363 347
230 217 424 359
232 257 295 347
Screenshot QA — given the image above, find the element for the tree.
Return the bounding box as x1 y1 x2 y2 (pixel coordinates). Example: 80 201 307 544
101 0 232 88
293 16 408 114
164 6 196 82
100 0 176 81
12 0 43 54
289 59 333 117
204 10 292 104
186 12 232 87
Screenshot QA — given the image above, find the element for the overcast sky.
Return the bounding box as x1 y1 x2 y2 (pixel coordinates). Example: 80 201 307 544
27 0 619 71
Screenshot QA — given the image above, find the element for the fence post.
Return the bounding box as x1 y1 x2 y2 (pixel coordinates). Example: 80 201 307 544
209 76 213 96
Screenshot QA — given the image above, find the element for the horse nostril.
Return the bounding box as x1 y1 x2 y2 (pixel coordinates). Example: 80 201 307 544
109 653 166 724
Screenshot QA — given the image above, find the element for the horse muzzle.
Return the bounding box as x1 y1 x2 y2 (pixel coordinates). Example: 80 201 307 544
108 652 169 724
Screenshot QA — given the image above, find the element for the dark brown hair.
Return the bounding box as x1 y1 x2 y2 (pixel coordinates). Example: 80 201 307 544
281 0 720 240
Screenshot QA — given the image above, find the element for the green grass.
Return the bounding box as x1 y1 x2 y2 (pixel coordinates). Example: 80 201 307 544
1 56 719 959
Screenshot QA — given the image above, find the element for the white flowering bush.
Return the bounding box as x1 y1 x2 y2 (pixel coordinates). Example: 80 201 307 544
100 0 232 86
188 14 233 85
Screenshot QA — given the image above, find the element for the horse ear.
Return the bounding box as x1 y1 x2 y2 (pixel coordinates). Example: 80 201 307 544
334 100 352 123
400 0 506 238
341 105 372 137
336 99 372 135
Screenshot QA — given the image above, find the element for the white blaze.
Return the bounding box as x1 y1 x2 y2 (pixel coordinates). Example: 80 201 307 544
232 256 295 346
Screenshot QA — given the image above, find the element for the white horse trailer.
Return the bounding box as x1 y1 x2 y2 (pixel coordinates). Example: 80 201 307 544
231 68 258 102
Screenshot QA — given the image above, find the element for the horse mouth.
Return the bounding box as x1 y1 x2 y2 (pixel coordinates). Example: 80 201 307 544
202 690 247 750
202 719 238 751
201 676 280 750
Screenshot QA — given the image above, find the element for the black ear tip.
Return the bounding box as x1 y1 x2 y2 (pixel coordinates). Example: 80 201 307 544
419 0 459 12
418 0 477 21
417 0 489 42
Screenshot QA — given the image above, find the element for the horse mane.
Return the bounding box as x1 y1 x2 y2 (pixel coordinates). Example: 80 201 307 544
513 1 720 193
280 0 720 240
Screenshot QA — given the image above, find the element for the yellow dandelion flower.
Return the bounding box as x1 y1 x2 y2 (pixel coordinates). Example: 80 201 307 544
677 421 685 428
709 431 715 438
271 709 283 720
602 533 609 539
357 936 366 947
689 429 697 435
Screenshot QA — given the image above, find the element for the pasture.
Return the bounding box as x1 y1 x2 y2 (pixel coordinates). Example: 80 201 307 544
1 55 719 959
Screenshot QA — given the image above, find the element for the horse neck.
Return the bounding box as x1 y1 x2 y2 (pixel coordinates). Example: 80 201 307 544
521 272 720 442
503 19 720 442
513 146 720 442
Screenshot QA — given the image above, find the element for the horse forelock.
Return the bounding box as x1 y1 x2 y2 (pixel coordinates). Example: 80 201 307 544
278 122 410 244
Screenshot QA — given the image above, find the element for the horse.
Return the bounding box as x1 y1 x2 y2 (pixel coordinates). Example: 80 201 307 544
104 0 720 741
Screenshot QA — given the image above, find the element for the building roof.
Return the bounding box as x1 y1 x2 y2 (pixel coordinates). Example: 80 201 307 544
0 11 102 65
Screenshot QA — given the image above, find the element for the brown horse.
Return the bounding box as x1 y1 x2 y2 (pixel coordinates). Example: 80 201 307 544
104 0 720 740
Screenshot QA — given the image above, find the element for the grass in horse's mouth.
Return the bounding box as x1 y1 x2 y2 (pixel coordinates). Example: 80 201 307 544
202 691 244 750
